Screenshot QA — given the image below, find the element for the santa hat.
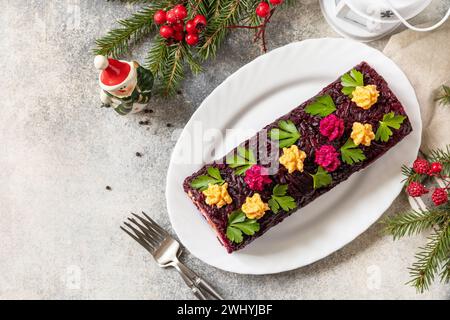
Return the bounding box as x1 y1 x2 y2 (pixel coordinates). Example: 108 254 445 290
94 55 136 91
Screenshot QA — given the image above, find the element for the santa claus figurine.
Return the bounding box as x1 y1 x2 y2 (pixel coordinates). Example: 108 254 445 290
94 55 154 115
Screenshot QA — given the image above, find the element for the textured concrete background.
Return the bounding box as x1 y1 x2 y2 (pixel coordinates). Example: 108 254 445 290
0 0 449 299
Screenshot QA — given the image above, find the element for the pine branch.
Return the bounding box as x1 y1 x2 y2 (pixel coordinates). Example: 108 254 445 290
147 36 202 95
187 0 210 17
146 36 170 76
240 0 261 26
407 222 450 293
440 256 450 284
106 0 153 3
198 0 243 60
184 46 203 75
382 206 449 240
243 0 293 25
94 3 172 58
435 85 450 107
428 145 450 176
159 42 185 95
96 0 296 94
383 145 450 292
401 164 424 185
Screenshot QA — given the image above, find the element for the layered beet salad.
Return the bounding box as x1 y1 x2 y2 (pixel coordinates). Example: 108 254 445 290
183 62 412 253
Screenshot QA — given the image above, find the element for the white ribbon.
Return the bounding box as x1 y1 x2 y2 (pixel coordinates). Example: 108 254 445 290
385 0 450 32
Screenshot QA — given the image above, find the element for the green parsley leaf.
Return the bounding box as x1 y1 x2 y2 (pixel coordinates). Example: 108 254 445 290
226 226 243 243
268 199 280 213
207 167 221 180
227 209 246 224
226 146 256 175
341 69 364 97
232 220 260 235
268 184 297 214
269 120 300 148
273 184 288 196
190 167 224 191
310 166 332 189
340 138 366 165
226 210 260 244
375 112 406 142
305 95 337 117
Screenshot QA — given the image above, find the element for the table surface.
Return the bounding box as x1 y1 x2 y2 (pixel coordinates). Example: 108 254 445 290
1 0 449 299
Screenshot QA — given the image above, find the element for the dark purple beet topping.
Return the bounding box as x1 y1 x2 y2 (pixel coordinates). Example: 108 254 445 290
183 62 412 253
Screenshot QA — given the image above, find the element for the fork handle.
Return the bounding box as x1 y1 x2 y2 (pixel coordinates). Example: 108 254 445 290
193 278 224 300
174 264 207 300
172 261 223 300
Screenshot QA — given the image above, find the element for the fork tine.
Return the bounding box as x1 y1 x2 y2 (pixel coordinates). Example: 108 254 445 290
122 222 152 244
130 213 163 237
127 217 163 244
140 211 169 236
123 221 151 241
120 226 155 254
123 222 159 249
132 213 167 238
132 212 166 236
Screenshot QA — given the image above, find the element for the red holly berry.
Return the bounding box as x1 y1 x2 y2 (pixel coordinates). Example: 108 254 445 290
185 19 198 34
173 30 184 42
256 2 271 18
269 0 283 5
159 25 174 39
406 181 428 197
172 21 184 32
428 162 443 175
173 4 187 20
413 158 430 174
431 188 448 206
153 10 167 25
193 14 207 31
185 33 199 46
166 9 179 24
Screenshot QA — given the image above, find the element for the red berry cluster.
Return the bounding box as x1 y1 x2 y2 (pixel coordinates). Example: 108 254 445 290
406 181 428 197
412 157 443 176
432 188 448 206
406 157 449 206
154 5 207 46
255 0 283 18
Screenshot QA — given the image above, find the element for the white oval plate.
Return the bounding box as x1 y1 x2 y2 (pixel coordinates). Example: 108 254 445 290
166 38 421 275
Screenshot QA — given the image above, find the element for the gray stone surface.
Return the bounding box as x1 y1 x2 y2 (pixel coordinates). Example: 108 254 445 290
0 0 449 299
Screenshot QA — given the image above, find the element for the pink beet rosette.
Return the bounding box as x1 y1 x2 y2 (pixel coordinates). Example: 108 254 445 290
315 145 341 172
319 114 344 141
244 165 272 191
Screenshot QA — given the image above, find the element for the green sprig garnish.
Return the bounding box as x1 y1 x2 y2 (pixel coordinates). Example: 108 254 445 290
226 146 256 175
305 95 337 117
340 138 366 165
341 69 364 97
190 167 224 191
310 166 332 189
269 120 300 148
226 210 260 244
268 184 297 214
375 112 406 142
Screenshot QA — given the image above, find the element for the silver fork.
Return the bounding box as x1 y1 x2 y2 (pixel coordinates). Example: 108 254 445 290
121 211 223 300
